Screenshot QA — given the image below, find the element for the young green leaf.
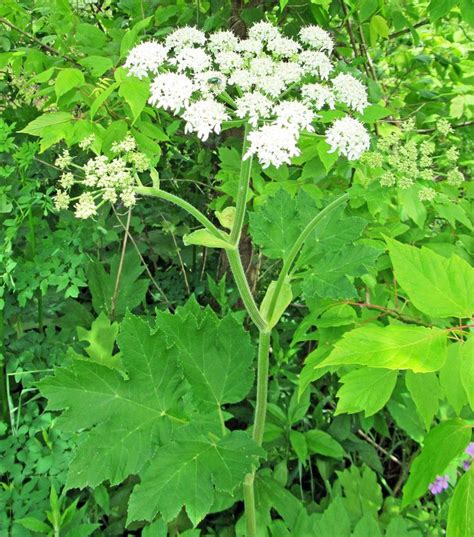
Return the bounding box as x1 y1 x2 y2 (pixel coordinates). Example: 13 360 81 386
439 343 469 415
460 336 474 411
405 371 442 430
386 238 474 318
317 324 447 373
55 68 85 99
305 430 344 459
335 368 398 417
402 419 471 507
447 466 474 537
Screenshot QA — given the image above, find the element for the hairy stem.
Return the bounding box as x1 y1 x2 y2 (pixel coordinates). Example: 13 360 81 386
230 122 251 246
226 249 267 331
252 331 271 445
266 192 349 322
243 472 257 536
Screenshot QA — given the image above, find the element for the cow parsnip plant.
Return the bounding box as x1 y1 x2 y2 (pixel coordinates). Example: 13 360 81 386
1 1 473 535
40 22 376 534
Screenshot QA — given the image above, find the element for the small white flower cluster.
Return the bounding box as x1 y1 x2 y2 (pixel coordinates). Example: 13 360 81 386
124 22 371 167
53 136 151 219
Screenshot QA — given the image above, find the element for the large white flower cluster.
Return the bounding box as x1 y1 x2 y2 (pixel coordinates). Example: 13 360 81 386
125 22 371 167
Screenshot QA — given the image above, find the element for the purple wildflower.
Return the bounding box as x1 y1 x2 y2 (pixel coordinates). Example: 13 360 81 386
463 459 471 471
466 442 474 458
428 475 449 495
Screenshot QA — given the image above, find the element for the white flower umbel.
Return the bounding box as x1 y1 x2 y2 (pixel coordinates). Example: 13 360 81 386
165 26 206 52
332 73 368 114
124 41 168 79
123 21 372 164
236 92 274 127
182 98 230 141
53 190 70 210
274 101 315 132
299 25 334 54
326 117 370 160
266 36 301 58
207 30 239 54
301 83 335 110
174 47 211 72
248 21 281 43
299 51 333 80
245 125 300 168
149 73 194 113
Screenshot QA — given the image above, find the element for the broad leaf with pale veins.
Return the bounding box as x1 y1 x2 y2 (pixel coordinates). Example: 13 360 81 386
38 313 185 489
317 324 447 373
156 299 255 413
386 238 474 318
128 426 263 526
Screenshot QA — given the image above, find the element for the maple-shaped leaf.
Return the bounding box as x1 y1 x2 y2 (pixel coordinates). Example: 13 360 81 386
38 313 186 489
156 298 255 413
248 189 307 260
302 245 380 300
128 424 264 526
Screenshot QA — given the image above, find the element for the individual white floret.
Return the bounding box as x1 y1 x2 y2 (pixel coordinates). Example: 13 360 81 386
274 101 315 132
248 21 281 43
228 69 256 91
149 73 195 113
299 25 334 54
301 83 335 109
165 26 206 51
182 98 230 141
250 56 277 76
236 38 264 57
299 50 333 80
244 125 300 168
59 172 75 190
332 73 368 114
214 51 244 73
75 192 97 219
255 75 287 98
53 190 70 210
207 30 239 54
124 41 168 79
276 61 303 85
266 36 300 58
325 117 370 160
174 47 211 72
235 92 274 127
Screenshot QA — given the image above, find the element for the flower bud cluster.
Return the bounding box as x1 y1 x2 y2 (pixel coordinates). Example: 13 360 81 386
362 119 466 201
53 135 151 219
124 22 371 168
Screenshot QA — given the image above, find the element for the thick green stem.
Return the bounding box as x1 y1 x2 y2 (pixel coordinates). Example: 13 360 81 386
266 192 349 321
135 186 225 240
252 331 271 446
243 472 257 536
226 249 267 332
230 123 252 246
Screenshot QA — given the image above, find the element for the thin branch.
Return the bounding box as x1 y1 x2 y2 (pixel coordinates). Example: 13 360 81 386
0 16 81 66
110 208 131 320
357 429 402 467
389 19 430 40
112 206 172 309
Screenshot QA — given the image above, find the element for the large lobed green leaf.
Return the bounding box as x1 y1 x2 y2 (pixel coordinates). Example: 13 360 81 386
38 301 261 525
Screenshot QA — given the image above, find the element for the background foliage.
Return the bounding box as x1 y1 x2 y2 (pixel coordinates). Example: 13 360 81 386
0 0 473 535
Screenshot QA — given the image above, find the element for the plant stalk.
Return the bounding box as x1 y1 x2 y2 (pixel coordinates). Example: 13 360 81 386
135 186 224 240
266 192 349 321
